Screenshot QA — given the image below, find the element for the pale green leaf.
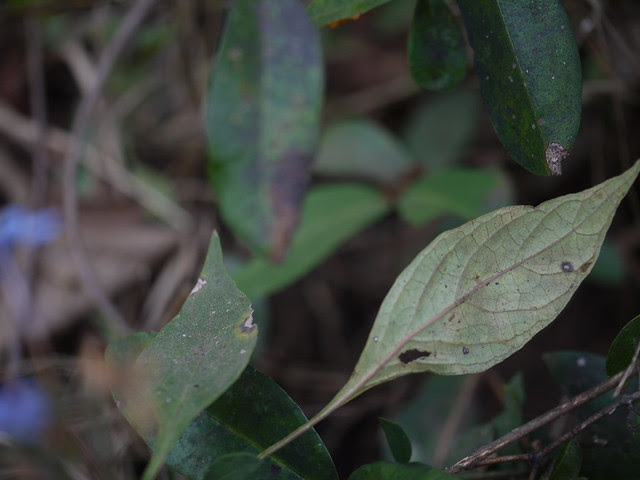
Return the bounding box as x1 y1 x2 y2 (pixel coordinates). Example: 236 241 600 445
116 233 257 480
323 161 640 413
314 119 414 183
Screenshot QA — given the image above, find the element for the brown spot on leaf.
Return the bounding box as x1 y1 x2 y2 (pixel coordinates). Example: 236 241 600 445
399 349 431 364
579 261 593 273
545 142 569 176
269 150 311 262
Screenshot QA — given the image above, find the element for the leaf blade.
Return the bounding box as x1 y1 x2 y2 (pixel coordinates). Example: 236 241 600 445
379 418 412 464
340 161 639 401
206 0 323 258
307 0 392 27
457 0 581 175
129 233 257 480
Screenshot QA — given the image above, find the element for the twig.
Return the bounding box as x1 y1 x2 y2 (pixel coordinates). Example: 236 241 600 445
613 340 640 397
447 367 633 473
61 0 159 334
456 389 640 473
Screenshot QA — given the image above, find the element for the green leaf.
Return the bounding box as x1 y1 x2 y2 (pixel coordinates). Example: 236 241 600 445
408 0 467 91
314 119 414 183
379 418 412 464
544 352 640 480
206 0 322 259
234 183 390 299
588 239 625 286
606 314 640 376
457 0 581 175
547 440 582 480
403 89 479 170
308 0 392 26
319 161 639 415
348 462 458 480
110 233 257 480
397 168 503 226
204 453 262 480
166 366 337 480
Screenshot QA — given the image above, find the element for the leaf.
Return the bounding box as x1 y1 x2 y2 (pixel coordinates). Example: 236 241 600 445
206 0 322 259
606 314 640 376
314 119 414 183
109 233 257 480
203 453 262 480
457 0 581 175
397 168 504 226
166 366 337 480
403 89 479 170
408 0 467 91
319 161 639 416
544 352 640 480
348 462 458 480
233 183 390 299
379 418 412 464
546 440 582 480
307 0 392 27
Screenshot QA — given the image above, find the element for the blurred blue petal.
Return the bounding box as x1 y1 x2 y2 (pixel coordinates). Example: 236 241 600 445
0 205 61 248
0 378 52 443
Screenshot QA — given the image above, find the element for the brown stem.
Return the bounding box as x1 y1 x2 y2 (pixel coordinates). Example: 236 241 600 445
447 367 634 473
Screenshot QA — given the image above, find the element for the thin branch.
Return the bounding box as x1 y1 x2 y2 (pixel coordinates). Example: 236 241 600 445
447 367 634 473
614 340 640 397
61 0 159 334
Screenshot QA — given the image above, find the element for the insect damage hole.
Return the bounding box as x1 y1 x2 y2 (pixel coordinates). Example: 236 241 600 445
399 349 431 365
240 313 256 334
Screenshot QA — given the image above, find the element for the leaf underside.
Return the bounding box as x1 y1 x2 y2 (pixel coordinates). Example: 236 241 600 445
457 0 581 175
333 160 639 406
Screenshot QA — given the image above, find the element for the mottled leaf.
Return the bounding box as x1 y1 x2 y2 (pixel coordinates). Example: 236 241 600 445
379 418 412 464
206 0 322 259
403 89 479 170
457 0 581 175
397 168 503 226
234 184 390 299
308 0 392 27
606 314 640 376
107 233 257 480
408 0 467 90
348 462 458 480
316 161 639 418
314 119 414 183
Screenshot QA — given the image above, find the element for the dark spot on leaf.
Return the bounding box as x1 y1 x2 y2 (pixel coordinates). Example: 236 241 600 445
399 349 431 364
495 282 499 285
462 346 470 355
241 314 256 334
193 384 200 388
579 261 593 273
561 261 574 273
269 150 311 262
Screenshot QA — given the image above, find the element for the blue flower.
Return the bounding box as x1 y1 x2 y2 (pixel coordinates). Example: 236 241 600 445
0 378 52 443
0 205 61 249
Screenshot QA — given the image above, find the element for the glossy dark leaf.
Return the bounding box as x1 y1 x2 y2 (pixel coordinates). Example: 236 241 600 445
457 0 581 175
606 314 640 376
206 0 322 259
166 366 338 480
203 453 261 480
379 418 412 464
408 0 467 90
